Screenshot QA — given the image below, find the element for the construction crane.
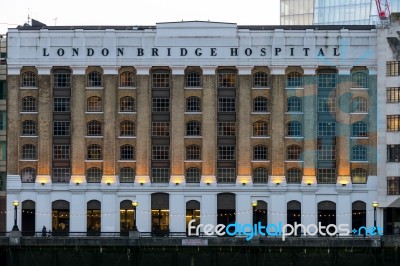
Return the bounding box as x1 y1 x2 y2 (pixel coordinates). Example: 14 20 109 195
375 0 391 20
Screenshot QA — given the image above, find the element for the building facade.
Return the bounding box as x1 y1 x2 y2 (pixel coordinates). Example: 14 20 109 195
0 36 7 232
6 22 378 235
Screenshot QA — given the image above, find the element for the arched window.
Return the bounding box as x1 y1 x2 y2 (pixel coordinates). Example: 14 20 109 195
352 168 368 184
87 71 102 87
86 167 102 183
286 168 302 183
87 96 102 112
120 121 135 136
21 72 37 87
352 72 367 88
186 145 201 160
253 145 268 160
352 145 367 161
22 120 36 135
21 167 36 183
87 120 102 136
351 97 368 113
22 96 36 112
287 145 302 160
253 121 268 136
186 167 201 183
119 71 135 87
120 145 135 160
119 167 135 183
253 97 269 112
186 72 201 87
287 97 302 112
186 121 201 136
186 96 201 112
22 144 36 159
253 72 268 87
120 96 136 112
87 144 102 160
351 121 368 137
253 168 269 183
287 121 302 136
286 72 303 88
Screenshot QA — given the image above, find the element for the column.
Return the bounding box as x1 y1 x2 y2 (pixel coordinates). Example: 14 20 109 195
136 194 151 232
269 193 286 231
36 192 51 232
101 192 117 232
302 193 317 227
169 193 185 232
201 194 217 228
70 192 85 232
236 194 252 225
336 192 351 233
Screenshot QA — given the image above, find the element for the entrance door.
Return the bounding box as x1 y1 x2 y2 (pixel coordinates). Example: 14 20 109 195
22 200 35 236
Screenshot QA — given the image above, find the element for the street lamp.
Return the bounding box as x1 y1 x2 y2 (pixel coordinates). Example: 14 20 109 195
372 201 379 228
251 200 258 225
12 200 19 231
132 200 138 231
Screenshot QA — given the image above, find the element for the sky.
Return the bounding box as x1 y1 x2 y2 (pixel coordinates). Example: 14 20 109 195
0 0 280 34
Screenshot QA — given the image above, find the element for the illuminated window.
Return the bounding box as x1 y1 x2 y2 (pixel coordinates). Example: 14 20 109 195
387 115 400 132
351 168 367 184
387 87 400 103
388 177 400 195
386 61 400 76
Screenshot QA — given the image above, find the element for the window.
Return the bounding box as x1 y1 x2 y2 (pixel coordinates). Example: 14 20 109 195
0 112 5 130
218 98 235 112
387 115 400 132
318 145 336 160
152 122 170 136
21 72 37 87
388 177 400 195
351 168 367 184
218 145 235 160
119 167 135 183
151 168 170 183
87 96 102 112
387 61 400 76
352 145 367 161
22 120 36 135
186 96 201 112
318 122 336 136
21 167 36 183
52 168 70 183
87 144 102 160
22 144 36 159
351 97 368 113
185 168 201 183
218 72 236 88
152 98 170 112
287 121 302 136
87 71 102 87
387 145 400 162
253 72 268 87
53 121 70 136
286 72 303 88
253 145 268 160
22 96 36 112
119 71 135 87
287 97 302 112
186 121 201 136
218 122 235 136
253 168 268 183
186 145 201 160
351 121 368 137
351 72 367 88
152 145 169 160
0 80 6 100
217 168 236 183
152 72 170 88
318 97 336 112
253 121 268 136
120 121 135 136
287 145 302 161
53 145 70 160
186 72 201 87
87 120 102 136
387 87 400 103
253 97 269 112
317 73 336 88
53 71 71 88
87 167 102 183
317 168 336 184
120 96 136 112
53 98 70 112
286 168 302 183
120 145 135 160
